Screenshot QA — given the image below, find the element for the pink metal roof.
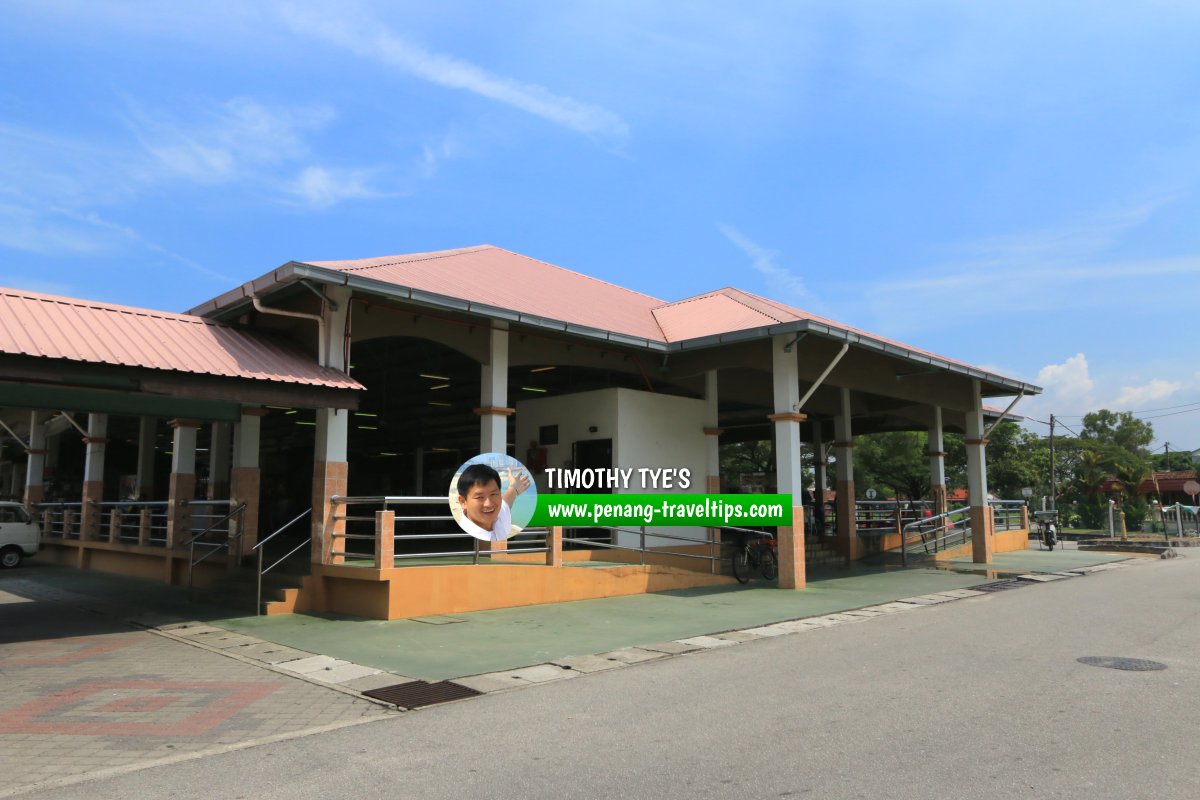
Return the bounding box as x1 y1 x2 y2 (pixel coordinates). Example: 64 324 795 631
308 246 668 342
300 248 979 371
0 287 361 390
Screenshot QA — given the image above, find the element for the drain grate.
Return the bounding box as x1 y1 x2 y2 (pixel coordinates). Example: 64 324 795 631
972 580 1028 592
1077 656 1167 672
363 680 482 708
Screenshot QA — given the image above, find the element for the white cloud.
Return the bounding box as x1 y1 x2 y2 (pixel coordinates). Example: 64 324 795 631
717 223 812 304
277 4 630 146
1035 353 1096 409
284 166 383 210
1115 379 1182 408
125 97 336 184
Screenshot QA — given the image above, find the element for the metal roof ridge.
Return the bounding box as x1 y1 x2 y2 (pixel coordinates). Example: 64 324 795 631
304 244 496 272
1 285 239 330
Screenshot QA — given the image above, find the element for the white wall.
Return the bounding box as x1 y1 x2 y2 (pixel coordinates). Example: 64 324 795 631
516 388 709 549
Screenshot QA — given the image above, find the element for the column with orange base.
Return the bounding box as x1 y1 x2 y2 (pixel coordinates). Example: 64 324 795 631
79 413 108 540
834 388 860 561
23 411 47 509
771 335 806 589
965 380 993 563
928 406 948 519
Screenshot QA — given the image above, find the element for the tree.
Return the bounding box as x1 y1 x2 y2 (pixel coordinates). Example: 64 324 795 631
1080 410 1154 459
984 421 1044 500
854 432 929 500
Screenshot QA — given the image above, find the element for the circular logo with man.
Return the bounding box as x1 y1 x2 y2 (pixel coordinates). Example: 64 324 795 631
449 453 536 542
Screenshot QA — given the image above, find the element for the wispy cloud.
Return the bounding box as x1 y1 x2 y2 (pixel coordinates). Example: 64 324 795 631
277 4 630 147
283 166 386 210
123 96 336 185
717 223 812 303
862 198 1198 334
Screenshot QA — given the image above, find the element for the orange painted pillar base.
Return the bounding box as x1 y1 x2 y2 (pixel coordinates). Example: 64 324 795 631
836 479 859 560
777 505 806 589
312 460 348 565
80 480 103 540
23 484 44 512
931 484 948 519
970 505 994 563
230 466 261 552
165 473 196 550
546 526 563 567
375 510 395 567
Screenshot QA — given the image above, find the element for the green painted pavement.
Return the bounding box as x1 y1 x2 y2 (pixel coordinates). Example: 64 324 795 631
10 547 1135 683
218 548 1131 680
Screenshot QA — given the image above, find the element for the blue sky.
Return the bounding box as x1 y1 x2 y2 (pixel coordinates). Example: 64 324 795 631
3 1 1199 450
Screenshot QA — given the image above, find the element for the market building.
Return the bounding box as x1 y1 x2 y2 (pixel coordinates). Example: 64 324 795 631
0 245 1039 618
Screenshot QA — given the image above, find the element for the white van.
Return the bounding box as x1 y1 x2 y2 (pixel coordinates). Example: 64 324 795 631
0 502 40 568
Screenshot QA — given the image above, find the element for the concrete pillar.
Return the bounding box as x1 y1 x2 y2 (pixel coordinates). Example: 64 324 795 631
928 406 948 519
375 509 395 567
812 424 828 534
834 388 859 560
413 447 424 495
770 334 806 589
230 408 265 551
703 370 723 547
965 380 993 563
547 525 563 567
23 411 47 508
476 325 512 454
165 419 199 550
135 416 157 499
80 413 108 540
207 422 231 499
313 407 349 564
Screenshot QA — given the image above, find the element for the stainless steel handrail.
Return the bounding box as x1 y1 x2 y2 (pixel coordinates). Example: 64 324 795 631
254 508 313 615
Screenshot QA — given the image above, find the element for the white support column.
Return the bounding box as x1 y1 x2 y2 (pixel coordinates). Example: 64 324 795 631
165 419 199 552
230 408 265 551
965 380 992 563
812 423 828 534
313 407 349 564
207 422 231 499
834 388 859 560
928 406 947 518
477 325 511 454
770 335 806 589
24 411 47 507
80 413 108 540
135 417 157 499
703 370 724 550
704 370 721 492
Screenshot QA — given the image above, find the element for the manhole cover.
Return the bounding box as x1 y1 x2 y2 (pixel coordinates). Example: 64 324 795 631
972 580 1027 592
362 680 482 708
1077 656 1167 671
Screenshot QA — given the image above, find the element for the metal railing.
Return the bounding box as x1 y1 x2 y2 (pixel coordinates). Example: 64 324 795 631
252 508 312 615
328 495 723 573
990 499 1025 532
1161 502 1199 538
35 502 84 539
562 524 722 573
184 503 247 590
95 500 170 546
898 506 974 566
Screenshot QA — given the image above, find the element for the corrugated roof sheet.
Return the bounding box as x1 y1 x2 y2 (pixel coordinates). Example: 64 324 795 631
0 287 361 390
306 246 667 343
303 248 980 371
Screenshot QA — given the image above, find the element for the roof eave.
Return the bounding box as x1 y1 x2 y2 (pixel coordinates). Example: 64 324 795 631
194 263 1038 394
666 320 1041 396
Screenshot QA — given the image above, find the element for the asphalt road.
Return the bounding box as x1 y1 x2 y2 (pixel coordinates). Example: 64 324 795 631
27 550 1200 800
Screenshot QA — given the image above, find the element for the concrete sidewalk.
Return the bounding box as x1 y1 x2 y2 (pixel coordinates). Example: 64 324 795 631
0 546 1138 797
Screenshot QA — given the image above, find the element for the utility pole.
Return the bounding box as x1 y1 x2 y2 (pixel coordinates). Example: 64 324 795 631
1049 414 1056 511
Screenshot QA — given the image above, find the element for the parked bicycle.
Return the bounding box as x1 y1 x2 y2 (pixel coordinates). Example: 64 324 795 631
729 529 778 583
